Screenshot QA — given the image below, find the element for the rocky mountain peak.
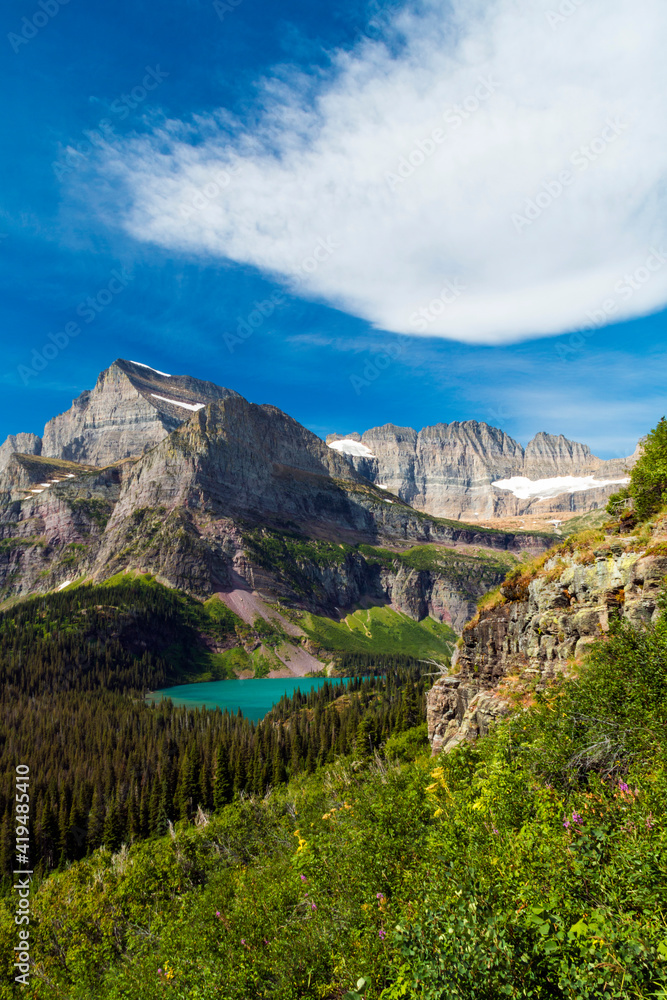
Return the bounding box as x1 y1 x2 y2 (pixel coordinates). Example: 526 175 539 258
35 359 240 468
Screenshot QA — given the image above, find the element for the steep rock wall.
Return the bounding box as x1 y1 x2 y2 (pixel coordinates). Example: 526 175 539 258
328 422 636 522
427 532 667 754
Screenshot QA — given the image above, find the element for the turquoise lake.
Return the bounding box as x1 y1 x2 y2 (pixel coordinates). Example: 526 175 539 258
148 677 345 722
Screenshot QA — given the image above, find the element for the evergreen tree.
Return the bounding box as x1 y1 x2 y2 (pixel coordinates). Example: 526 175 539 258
213 746 231 810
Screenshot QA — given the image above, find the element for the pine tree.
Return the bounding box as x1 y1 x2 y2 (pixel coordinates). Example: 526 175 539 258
213 746 231 810
87 788 105 852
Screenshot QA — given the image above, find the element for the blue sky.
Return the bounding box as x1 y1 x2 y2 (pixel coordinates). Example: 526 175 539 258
2 0 666 458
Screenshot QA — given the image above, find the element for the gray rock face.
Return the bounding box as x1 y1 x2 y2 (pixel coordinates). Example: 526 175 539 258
426 529 667 754
327 422 636 521
40 359 240 467
91 396 550 598
0 433 41 472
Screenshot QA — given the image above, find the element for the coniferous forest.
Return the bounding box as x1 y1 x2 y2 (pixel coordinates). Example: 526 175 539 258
0 580 427 880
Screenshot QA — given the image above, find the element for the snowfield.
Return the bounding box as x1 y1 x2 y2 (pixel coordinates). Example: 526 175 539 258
328 439 376 459
492 475 630 501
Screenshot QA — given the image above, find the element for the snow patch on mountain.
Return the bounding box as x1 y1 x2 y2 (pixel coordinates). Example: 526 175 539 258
328 439 376 459
493 475 630 501
130 361 172 377
151 394 206 412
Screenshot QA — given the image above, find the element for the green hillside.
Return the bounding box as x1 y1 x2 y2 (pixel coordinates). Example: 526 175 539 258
3 597 666 999
299 605 457 658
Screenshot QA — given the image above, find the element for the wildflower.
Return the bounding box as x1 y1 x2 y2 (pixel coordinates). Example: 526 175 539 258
300 875 307 882
264 938 269 945
492 827 499 836
618 781 630 794
376 893 385 900
563 818 570 829
158 968 162 975
379 928 386 940
571 812 583 825
294 829 307 853
216 911 221 917
433 808 444 818
311 902 317 911
241 938 246 945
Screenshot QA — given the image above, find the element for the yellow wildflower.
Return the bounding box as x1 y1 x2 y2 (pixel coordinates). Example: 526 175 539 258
293 829 307 853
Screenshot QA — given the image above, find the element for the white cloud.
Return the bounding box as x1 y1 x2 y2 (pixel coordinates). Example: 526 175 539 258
97 0 667 344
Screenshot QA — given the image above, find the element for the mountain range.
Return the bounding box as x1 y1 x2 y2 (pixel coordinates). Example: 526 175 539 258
0 359 623 675
327 425 635 527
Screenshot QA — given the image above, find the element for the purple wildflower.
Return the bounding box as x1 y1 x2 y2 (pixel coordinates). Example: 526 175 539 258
563 818 570 829
379 928 386 940
492 827 499 835
311 902 317 911
619 781 630 794
376 893 385 900
241 938 246 945
571 812 583 825
158 969 162 975
300 874 307 882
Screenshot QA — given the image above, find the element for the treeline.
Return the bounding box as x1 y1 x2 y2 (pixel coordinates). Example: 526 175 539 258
0 582 428 881
0 576 241 698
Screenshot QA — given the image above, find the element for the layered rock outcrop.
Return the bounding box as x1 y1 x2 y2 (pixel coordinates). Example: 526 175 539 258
0 360 240 470
41 359 240 466
427 525 667 754
327 423 636 522
90 396 549 600
0 433 41 472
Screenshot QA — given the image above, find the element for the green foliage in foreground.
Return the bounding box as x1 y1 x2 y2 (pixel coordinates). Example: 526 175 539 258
298 605 457 658
3 604 667 998
607 416 667 523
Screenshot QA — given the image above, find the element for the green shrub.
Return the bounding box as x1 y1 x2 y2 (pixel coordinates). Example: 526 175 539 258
608 416 667 523
383 723 429 761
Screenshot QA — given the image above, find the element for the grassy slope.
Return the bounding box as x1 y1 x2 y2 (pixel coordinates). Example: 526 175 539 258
299 605 457 659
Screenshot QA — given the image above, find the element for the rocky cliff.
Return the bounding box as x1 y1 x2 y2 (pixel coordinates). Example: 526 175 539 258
426 517 667 754
327 422 635 524
0 433 41 472
0 360 240 470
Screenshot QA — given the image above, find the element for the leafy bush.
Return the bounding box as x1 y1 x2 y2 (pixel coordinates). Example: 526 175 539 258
383 723 429 761
607 416 667 523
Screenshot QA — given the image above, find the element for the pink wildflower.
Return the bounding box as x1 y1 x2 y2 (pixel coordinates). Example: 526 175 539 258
379 928 386 940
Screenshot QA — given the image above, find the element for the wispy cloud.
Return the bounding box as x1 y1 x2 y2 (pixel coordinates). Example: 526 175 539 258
92 0 667 345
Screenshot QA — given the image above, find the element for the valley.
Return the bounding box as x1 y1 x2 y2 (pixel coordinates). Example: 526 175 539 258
0 359 660 1000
